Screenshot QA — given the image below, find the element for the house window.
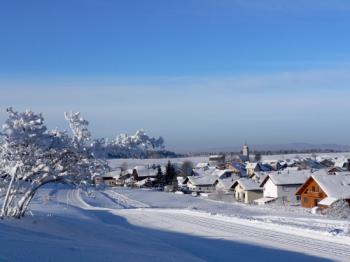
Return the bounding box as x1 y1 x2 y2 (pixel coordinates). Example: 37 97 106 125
282 186 289 192
304 197 309 203
312 186 315 192
296 196 301 201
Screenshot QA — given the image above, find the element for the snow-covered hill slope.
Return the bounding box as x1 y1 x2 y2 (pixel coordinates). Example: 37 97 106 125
1 185 350 261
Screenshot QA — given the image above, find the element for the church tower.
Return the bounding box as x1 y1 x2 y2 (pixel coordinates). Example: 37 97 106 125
242 143 250 160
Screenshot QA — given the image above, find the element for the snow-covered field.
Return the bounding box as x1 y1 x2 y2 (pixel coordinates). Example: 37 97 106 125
108 156 209 168
261 152 350 161
107 151 350 169
1 185 350 261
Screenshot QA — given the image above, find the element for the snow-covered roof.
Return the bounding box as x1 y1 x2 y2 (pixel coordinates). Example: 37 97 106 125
211 169 233 179
123 168 134 175
209 155 224 159
318 197 339 206
233 178 262 191
135 177 156 187
246 162 258 169
177 177 186 185
134 166 158 177
262 171 310 186
195 162 210 169
102 170 122 178
312 174 350 200
254 197 276 204
246 162 272 172
251 172 268 182
230 162 247 176
216 177 238 190
327 166 345 173
334 157 349 168
187 175 218 186
193 167 217 177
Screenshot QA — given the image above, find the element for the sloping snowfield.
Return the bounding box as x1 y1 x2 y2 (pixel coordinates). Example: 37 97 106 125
1 185 350 261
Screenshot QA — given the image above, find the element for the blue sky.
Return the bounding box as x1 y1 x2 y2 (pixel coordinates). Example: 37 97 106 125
1 1 350 151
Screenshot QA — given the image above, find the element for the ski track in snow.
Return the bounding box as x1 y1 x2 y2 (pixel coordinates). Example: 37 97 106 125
119 209 350 261
102 189 150 208
63 187 350 262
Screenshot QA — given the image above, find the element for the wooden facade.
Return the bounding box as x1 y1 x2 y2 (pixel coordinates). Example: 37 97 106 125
295 177 327 208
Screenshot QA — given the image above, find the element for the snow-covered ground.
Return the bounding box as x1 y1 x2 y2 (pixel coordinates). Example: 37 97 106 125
261 152 350 161
1 185 350 261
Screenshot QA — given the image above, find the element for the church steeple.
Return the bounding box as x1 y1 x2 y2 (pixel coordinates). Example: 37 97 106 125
242 143 250 160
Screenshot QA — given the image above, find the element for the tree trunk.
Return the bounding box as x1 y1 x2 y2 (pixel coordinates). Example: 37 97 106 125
11 178 60 218
1 169 17 218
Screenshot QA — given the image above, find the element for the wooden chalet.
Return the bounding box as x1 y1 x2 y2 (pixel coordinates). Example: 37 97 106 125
295 174 350 209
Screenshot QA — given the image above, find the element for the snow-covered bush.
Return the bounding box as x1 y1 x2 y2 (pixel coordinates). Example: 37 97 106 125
323 200 350 219
0 108 108 218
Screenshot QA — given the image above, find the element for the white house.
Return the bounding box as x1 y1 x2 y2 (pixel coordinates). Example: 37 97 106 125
186 175 218 193
232 178 263 204
257 171 310 204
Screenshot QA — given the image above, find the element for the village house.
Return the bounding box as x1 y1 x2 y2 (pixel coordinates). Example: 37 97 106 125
295 173 350 209
135 177 157 188
94 169 122 187
132 165 159 181
249 171 268 184
225 162 247 177
327 166 346 175
232 178 263 204
317 158 335 168
256 171 310 204
245 162 272 176
334 157 350 170
211 169 234 179
213 176 239 193
263 160 287 171
185 175 218 193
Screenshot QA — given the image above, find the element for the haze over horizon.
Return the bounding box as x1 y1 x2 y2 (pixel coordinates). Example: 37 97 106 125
1 1 350 151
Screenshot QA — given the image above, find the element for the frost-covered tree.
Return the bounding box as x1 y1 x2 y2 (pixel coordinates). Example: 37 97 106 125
0 108 108 218
64 111 91 146
106 129 164 158
181 161 194 177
